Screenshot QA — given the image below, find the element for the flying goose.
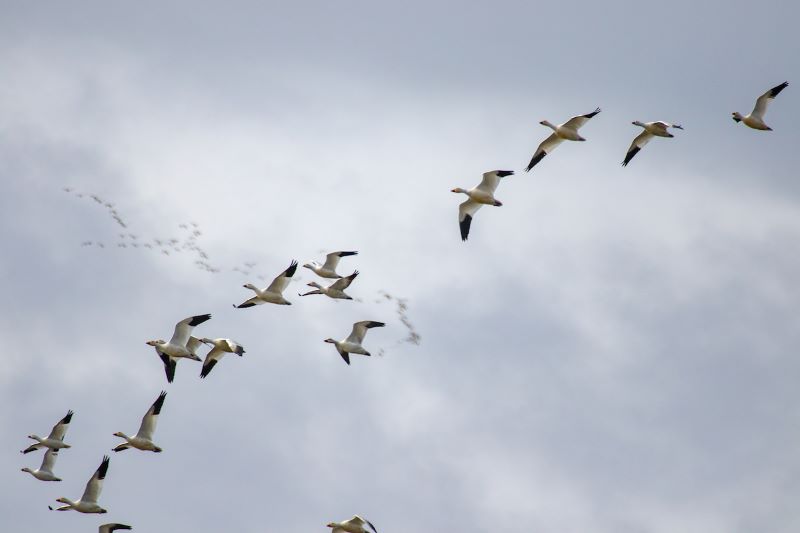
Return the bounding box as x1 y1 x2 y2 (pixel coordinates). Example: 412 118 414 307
300 271 359 299
452 170 513 241
324 321 385 365
147 314 211 383
99 525 132 533
21 448 62 481
21 410 73 454
327 515 378 533
199 338 246 378
49 456 110 514
236 260 298 307
525 107 601 171
304 251 358 279
112 391 167 452
733 81 789 130
622 121 683 166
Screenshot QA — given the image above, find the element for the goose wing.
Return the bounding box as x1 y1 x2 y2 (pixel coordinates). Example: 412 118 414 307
337 346 351 365
99 523 132 533
322 251 358 271
48 410 74 441
330 270 359 290
81 456 109 504
752 81 788 119
186 336 204 357
266 260 298 293
223 339 245 356
347 321 385 344
159 352 177 383
200 347 225 378
41 448 59 473
169 314 211 347
562 107 601 130
622 131 653 167
137 391 166 440
525 133 563 171
475 170 513 195
458 200 483 241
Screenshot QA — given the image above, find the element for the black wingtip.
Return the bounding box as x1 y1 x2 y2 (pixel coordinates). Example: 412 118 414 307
285 260 298 277
339 251 358 257
188 313 212 327
459 214 472 241
525 151 546 171
583 107 601 118
152 391 167 414
495 170 514 177
97 456 110 479
770 81 789 98
236 302 255 308
62 410 74 424
622 146 640 167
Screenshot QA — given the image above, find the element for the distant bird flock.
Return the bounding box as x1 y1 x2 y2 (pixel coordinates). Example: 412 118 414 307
25 81 787 531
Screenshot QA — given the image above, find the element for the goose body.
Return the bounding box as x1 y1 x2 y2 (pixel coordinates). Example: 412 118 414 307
21 448 62 481
22 410 73 454
236 260 298 307
304 251 358 279
622 121 683 166
324 321 385 365
99 525 132 533
525 108 601 171
452 170 513 241
50 456 110 514
147 314 211 383
199 338 246 378
300 271 359 299
113 391 167 452
733 81 788 130
327 515 378 533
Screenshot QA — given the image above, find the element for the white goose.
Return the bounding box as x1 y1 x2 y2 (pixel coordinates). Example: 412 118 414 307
147 314 211 383
112 391 167 452
21 448 62 481
325 321 385 365
49 456 110 514
236 260 298 307
199 338 246 378
21 410 73 454
525 107 601 171
452 170 514 241
733 81 789 130
327 515 378 533
304 251 358 279
622 121 683 166
99 525 132 533
300 271 359 300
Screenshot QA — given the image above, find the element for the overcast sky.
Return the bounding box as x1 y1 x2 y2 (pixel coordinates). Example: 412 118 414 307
2 1 800 532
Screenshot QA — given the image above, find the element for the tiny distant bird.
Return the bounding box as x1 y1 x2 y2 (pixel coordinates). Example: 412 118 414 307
21 448 62 481
324 321 385 365
49 456 110 513
300 271 359 300
452 170 513 241
732 81 789 130
112 391 167 452
235 260 298 307
21 410 73 454
327 515 378 533
525 107 601 171
622 121 683 166
199 338 246 379
303 251 358 279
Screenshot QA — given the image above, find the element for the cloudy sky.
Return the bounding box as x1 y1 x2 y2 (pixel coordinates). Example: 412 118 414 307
3 1 799 532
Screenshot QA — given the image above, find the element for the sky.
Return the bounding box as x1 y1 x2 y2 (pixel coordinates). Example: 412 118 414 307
2 1 800 532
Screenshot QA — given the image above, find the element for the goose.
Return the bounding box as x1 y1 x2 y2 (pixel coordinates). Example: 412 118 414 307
327 515 378 533
147 314 211 383
525 107 601 171
236 260 298 307
21 448 62 481
733 81 788 130
324 321 385 365
300 271 359 299
99 525 132 533
452 170 514 241
49 456 110 514
21 410 73 454
112 391 167 452
622 121 683 166
304 251 358 279
198 338 246 378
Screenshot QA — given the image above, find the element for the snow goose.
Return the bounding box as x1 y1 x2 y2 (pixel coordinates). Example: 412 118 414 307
198 338 246 378
49 456 110 514
525 108 601 171
147 314 211 383
21 410 73 454
236 260 298 307
112 391 167 452
99 525 132 533
21 448 62 481
733 82 789 130
304 251 358 279
452 170 513 241
622 121 683 166
300 271 359 300
324 321 385 365
327 515 378 533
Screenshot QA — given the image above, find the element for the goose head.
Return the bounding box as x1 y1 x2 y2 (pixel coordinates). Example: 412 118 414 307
243 283 258 290
21 467 33 474
146 339 165 347
732 111 744 122
323 338 337 344
451 187 467 194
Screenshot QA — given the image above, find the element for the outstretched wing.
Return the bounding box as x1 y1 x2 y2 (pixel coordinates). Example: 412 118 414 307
81 456 109 504
330 270 359 290
99 523 132 533
169 314 211 347
159 352 177 383
322 251 358 271
337 347 351 365
475 170 513 195
200 347 225 378
525 133 563 171
622 131 653 167
458 200 483 241
347 321 386 344
562 107 601 130
48 410 74 441
266 260 298 293
137 391 166 440
752 81 789 119
41 448 59 472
